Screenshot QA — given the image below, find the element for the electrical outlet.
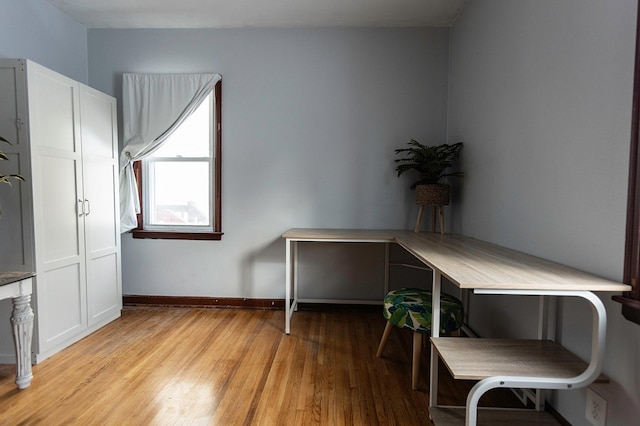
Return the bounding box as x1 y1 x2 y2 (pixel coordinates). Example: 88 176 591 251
586 387 607 426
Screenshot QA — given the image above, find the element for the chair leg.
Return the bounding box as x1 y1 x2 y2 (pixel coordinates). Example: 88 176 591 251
376 322 394 358
412 332 423 390
414 205 424 233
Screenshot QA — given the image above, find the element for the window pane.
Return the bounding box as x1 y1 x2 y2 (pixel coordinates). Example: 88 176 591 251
149 161 210 226
152 94 211 158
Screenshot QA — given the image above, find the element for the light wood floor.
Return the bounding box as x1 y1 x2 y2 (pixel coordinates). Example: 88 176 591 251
0 306 521 425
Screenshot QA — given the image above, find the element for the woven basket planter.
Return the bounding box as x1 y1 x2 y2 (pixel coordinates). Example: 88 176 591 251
415 184 450 206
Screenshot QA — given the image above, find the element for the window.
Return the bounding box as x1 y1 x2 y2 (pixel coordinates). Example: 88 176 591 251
615 3 640 324
132 80 222 240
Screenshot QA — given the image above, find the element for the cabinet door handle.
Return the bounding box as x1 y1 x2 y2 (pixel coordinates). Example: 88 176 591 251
84 199 91 216
78 199 85 217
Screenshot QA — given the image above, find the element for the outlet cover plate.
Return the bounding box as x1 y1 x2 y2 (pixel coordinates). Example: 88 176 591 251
586 387 607 426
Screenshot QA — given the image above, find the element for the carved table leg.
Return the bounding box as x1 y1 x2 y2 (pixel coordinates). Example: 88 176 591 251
11 294 34 389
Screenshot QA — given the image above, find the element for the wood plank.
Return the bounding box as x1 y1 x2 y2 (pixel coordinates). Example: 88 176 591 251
430 337 604 381
429 407 562 425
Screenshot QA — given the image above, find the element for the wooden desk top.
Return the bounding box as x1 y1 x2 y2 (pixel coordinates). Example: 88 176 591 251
282 229 630 292
0 272 35 287
282 228 399 241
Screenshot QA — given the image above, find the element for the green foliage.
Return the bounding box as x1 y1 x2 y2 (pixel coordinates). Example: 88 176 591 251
0 136 25 218
0 136 25 185
394 139 464 189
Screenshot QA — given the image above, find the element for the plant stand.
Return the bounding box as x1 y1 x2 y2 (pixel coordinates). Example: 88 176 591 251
415 204 444 234
414 184 449 234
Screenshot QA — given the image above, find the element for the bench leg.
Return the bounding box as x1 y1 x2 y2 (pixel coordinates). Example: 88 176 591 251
414 205 424 233
376 321 394 357
412 331 423 390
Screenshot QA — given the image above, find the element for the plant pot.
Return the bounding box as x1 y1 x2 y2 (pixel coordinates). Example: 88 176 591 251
415 184 450 206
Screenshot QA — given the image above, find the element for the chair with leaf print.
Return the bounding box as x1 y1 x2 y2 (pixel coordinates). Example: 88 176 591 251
376 288 463 390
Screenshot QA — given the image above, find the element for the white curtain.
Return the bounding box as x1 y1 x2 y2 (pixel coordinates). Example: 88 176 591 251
119 72 222 233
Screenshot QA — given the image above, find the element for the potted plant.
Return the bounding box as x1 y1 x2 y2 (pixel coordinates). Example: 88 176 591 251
394 139 463 205
394 139 463 233
0 136 25 217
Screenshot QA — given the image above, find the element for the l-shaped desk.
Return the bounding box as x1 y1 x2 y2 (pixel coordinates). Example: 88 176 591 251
282 229 631 425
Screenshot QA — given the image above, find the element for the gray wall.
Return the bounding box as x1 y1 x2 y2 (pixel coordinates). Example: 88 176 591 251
88 28 450 300
448 0 640 424
0 0 88 83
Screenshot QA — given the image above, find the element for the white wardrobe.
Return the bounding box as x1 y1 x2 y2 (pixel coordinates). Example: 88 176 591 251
0 59 122 363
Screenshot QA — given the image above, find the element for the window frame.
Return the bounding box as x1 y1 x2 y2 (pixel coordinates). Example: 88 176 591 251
615 2 640 324
132 80 223 240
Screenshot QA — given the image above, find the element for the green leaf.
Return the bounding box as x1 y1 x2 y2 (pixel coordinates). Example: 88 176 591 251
394 140 464 187
0 174 24 185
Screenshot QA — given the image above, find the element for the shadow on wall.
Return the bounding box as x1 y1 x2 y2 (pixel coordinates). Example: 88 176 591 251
238 232 461 304
240 236 287 302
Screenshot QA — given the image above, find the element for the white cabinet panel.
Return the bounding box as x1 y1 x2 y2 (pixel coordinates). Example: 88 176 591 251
87 253 119 325
38 156 82 262
38 263 84 349
29 69 78 153
79 88 116 160
85 162 118 250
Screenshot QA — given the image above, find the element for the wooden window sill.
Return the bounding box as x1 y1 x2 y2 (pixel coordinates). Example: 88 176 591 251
131 230 224 240
612 295 640 325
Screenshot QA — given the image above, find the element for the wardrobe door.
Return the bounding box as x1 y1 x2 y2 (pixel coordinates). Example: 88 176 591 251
27 62 87 353
79 85 122 326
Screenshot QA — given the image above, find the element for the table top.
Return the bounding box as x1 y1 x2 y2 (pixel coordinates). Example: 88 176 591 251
0 272 35 287
282 228 399 241
282 229 631 292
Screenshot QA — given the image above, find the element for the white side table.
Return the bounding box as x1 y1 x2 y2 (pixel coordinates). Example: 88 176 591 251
0 272 35 389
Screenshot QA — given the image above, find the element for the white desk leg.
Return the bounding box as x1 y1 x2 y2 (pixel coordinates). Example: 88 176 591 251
537 295 549 340
285 238 292 334
534 295 550 411
429 270 442 408
11 294 34 389
384 243 390 295
293 241 299 312
465 290 607 426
